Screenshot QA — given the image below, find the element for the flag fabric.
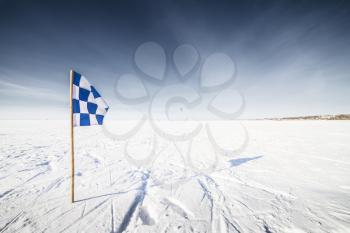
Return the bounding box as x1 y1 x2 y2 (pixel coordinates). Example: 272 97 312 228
72 71 109 126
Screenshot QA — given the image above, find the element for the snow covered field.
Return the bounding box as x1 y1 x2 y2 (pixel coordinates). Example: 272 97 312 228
1 120 350 233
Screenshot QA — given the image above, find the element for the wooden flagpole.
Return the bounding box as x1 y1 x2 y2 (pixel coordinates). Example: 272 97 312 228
69 69 75 203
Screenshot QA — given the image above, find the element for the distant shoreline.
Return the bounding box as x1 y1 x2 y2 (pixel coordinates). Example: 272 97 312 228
262 114 350 121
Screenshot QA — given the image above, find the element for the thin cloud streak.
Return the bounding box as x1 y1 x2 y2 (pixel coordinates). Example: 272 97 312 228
0 79 66 103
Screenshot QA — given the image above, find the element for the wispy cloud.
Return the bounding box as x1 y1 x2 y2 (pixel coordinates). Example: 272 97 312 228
0 79 65 102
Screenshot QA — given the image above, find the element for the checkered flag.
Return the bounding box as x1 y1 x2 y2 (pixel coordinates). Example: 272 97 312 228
71 71 109 126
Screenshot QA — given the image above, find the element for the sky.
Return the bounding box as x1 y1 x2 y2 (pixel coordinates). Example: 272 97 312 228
0 0 349 120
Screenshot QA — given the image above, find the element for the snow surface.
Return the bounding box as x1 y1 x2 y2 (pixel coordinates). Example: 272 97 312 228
0 120 350 232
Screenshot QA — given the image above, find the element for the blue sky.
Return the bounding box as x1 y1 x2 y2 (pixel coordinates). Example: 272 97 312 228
0 0 349 119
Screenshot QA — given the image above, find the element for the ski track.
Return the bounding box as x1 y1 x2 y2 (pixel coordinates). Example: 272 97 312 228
117 171 149 233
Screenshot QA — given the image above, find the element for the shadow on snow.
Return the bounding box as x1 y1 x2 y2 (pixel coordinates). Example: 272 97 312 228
228 156 263 167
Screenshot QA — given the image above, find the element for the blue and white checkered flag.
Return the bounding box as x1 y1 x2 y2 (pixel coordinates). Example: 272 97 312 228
71 71 109 126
